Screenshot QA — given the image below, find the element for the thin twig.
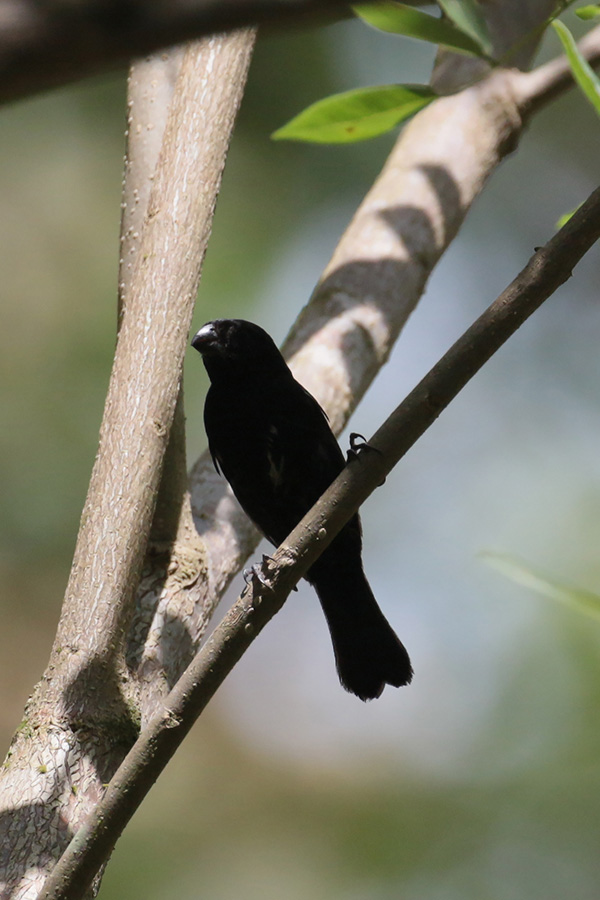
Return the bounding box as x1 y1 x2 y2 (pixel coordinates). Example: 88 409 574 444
40 184 600 900
515 23 600 114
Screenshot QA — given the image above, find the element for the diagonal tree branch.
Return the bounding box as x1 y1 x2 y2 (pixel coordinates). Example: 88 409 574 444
40 183 600 900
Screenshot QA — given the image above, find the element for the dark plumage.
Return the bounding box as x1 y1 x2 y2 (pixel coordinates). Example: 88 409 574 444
191 318 413 700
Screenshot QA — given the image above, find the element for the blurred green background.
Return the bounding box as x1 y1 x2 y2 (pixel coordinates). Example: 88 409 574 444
1 13 600 900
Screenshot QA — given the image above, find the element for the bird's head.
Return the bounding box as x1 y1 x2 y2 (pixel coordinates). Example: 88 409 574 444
191 319 288 382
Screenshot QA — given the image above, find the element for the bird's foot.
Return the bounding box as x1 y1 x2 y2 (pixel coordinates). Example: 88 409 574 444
242 554 298 597
242 562 272 597
347 432 377 459
346 433 386 484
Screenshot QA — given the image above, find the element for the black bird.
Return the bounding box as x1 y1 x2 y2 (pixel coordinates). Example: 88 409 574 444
191 319 413 700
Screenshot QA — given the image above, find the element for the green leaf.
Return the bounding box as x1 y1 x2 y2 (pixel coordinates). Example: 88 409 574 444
575 5 600 19
353 2 487 56
438 0 493 56
482 552 600 622
553 20 600 116
272 84 436 144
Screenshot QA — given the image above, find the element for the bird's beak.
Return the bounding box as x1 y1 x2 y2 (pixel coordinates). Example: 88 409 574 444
191 322 216 353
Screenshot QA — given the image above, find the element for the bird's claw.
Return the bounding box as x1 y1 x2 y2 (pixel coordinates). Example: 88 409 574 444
346 433 386 484
242 554 298 596
347 432 382 460
262 554 298 591
242 563 271 596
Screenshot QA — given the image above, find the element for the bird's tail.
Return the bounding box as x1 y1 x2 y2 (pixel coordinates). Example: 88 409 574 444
309 563 413 701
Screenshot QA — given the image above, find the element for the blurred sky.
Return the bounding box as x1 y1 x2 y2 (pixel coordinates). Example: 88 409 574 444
1 11 600 900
